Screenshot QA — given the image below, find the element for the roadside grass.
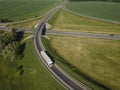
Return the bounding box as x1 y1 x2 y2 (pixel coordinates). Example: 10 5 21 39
8 17 43 29
21 33 33 40
0 0 59 21
42 35 120 90
18 38 65 90
0 37 65 90
48 9 120 34
66 1 120 22
0 59 18 90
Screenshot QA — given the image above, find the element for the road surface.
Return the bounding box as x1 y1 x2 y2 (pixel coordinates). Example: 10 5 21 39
0 0 119 89
46 30 120 40
1 27 120 40
33 3 88 90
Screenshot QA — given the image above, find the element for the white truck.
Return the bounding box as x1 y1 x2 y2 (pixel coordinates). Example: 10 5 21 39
41 51 53 67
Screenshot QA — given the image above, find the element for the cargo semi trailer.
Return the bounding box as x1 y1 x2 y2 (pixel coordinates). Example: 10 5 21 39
41 51 53 67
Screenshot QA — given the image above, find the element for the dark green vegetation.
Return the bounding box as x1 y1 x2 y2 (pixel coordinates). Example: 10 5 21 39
42 36 120 90
69 0 120 2
12 38 65 90
0 0 59 21
0 30 4 34
0 29 24 54
0 31 65 90
48 9 120 34
66 2 120 21
0 29 25 90
0 18 13 23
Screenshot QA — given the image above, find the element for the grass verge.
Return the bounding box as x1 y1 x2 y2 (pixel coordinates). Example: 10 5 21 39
8 17 43 29
18 38 65 90
48 9 120 34
0 37 65 90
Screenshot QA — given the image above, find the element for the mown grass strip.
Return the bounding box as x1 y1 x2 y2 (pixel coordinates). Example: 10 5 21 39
8 17 43 29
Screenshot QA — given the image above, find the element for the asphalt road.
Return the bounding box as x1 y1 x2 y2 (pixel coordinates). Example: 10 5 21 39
46 30 120 40
33 4 87 90
1 27 120 40
51 66 84 90
0 26 9 30
0 1 119 89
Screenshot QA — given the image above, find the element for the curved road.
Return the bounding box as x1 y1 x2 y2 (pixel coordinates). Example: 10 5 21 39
1 1 119 89
33 3 88 90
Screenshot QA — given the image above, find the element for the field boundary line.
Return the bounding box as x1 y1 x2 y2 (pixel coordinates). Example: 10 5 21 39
62 5 120 24
1 2 61 27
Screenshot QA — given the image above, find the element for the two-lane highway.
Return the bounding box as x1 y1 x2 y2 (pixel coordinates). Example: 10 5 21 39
46 30 120 40
33 3 88 90
0 0 119 89
1 27 120 40
51 66 84 90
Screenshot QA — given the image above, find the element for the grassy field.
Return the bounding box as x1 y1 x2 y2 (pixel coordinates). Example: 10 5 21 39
66 1 120 22
42 35 120 90
48 9 120 34
8 17 43 29
0 37 65 90
0 0 59 21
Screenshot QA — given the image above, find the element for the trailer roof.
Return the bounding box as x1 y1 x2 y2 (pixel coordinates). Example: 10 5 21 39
41 51 53 64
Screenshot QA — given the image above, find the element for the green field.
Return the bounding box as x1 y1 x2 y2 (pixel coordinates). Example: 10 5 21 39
8 17 43 29
42 36 120 90
0 37 65 90
48 9 120 34
66 1 120 22
0 0 59 21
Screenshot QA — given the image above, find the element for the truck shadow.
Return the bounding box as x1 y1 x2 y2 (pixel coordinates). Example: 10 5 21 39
45 51 55 63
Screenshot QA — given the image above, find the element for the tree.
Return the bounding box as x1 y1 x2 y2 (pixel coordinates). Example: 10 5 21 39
0 18 13 23
0 41 5 52
0 28 25 89
0 29 17 46
1 42 23 62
